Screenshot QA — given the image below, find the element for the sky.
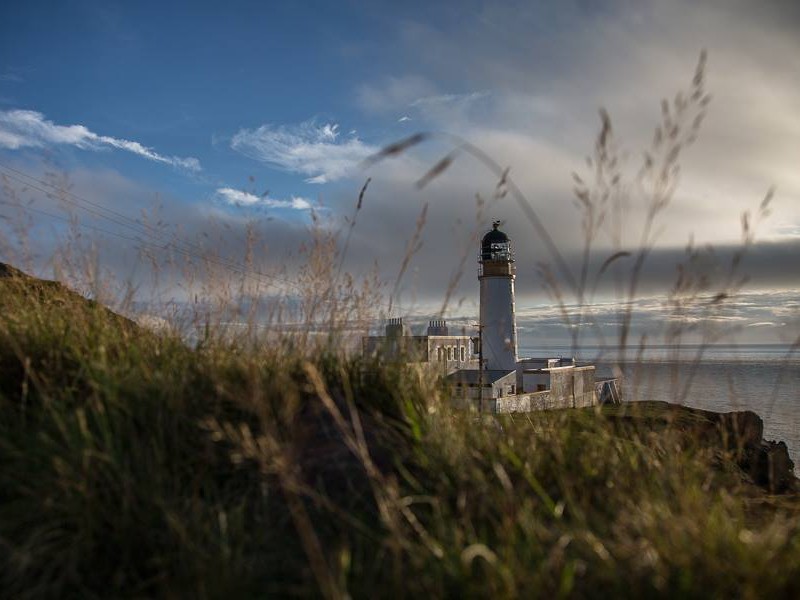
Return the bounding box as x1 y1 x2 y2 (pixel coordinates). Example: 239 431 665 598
1 0 798 346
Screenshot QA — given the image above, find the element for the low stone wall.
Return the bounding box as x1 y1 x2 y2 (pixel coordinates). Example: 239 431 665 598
488 386 600 414
452 372 622 414
493 391 551 413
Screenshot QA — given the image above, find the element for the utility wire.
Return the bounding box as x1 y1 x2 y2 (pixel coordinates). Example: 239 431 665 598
0 164 309 288
0 164 306 292
0 201 146 246
0 163 444 319
0 196 294 291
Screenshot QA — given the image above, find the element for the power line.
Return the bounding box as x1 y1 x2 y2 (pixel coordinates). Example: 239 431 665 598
0 197 296 291
0 164 305 292
1 162 165 240
0 163 440 318
0 164 276 281
1 198 465 329
0 200 146 246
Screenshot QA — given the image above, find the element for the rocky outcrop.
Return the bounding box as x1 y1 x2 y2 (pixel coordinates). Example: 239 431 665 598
740 439 797 494
605 401 798 494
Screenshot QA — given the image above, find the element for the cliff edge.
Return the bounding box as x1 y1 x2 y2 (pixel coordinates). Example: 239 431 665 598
603 401 798 494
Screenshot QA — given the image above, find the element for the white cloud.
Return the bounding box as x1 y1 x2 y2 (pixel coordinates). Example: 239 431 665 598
318 123 339 141
356 74 490 124
770 222 800 240
332 0 800 305
98 136 201 171
356 75 437 113
0 109 201 171
409 90 490 108
230 119 376 184
216 187 312 210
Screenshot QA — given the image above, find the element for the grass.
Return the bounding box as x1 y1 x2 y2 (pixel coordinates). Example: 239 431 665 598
1 266 799 599
2 53 799 597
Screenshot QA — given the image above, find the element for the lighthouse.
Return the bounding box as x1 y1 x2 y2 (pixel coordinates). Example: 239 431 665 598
363 220 617 409
479 221 518 371
363 220 616 409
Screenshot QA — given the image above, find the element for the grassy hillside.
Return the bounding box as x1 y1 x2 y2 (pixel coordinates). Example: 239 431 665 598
1 263 799 598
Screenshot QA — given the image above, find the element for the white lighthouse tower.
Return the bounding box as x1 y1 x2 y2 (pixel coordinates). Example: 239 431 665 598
479 221 518 371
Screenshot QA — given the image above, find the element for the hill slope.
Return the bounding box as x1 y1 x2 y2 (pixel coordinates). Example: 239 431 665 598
1 262 799 598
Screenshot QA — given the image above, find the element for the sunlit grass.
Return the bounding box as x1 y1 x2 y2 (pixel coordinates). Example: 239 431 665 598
1 52 798 598
1 267 798 598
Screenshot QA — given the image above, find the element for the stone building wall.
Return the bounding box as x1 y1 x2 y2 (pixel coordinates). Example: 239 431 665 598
573 366 597 408
549 367 574 407
478 366 599 414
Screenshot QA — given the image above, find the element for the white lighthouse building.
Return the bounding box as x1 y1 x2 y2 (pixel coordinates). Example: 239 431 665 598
363 221 620 410
479 221 518 371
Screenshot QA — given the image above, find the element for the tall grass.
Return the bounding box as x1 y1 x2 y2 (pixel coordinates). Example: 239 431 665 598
1 273 798 597
1 54 799 598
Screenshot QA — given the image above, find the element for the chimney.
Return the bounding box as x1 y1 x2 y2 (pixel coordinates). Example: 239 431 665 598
427 319 449 336
385 317 409 338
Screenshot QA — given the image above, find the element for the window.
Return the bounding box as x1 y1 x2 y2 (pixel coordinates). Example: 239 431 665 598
437 347 442 362
460 346 465 361
447 346 452 360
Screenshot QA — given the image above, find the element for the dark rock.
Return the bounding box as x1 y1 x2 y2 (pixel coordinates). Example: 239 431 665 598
604 401 799 495
741 440 798 494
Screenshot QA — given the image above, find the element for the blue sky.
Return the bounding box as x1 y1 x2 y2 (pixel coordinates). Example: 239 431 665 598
1 0 799 343
1 1 391 201
0 1 508 205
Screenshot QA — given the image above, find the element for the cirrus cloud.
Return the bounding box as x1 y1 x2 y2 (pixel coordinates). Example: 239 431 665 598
230 119 376 184
0 109 201 171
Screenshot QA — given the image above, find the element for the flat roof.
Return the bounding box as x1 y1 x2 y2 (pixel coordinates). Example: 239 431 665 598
445 369 515 385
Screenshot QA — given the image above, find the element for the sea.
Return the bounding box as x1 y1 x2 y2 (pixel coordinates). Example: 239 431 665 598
518 344 800 466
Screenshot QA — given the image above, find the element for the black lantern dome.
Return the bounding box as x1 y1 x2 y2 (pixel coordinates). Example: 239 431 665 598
480 221 512 262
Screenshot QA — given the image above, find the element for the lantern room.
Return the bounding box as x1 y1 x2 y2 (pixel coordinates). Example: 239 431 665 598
479 221 515 277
